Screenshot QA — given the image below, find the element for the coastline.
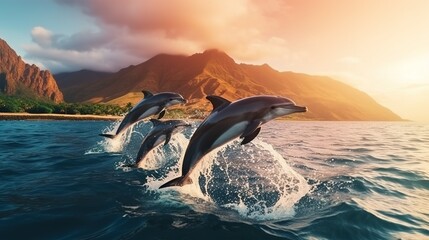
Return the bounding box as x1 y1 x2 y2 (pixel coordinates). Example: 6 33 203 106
0 113 122 121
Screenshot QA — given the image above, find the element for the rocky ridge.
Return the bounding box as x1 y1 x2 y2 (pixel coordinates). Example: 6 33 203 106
0 38 63 102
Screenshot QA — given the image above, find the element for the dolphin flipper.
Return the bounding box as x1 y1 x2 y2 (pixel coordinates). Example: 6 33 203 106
241 121 261 138
158 110 166 119
159 176 193 188
206 95 231 113
142 90 153 98
164 133 172 146
241 127 261 145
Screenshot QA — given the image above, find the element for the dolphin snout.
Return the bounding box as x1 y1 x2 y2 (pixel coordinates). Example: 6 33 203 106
179 121 192 127
181 98 188 104
293 105 307 113
287 105 308 112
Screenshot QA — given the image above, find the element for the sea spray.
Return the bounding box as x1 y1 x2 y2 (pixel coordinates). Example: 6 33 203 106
138 133 189 170
94 120 310 221
85 120 151 154
149 131 310 221
229 140 310 221
194 139 310 221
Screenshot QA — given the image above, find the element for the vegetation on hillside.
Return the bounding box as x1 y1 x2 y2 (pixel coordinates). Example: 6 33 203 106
0 94 131 115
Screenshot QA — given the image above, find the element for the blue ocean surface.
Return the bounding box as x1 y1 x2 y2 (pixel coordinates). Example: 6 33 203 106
0 120 428 240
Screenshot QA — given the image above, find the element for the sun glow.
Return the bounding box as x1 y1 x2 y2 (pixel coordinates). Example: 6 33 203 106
384 56 429 86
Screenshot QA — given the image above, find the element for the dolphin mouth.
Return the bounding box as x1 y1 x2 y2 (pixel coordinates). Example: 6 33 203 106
292 105 307 113
180 122 192 127
276 104 307 113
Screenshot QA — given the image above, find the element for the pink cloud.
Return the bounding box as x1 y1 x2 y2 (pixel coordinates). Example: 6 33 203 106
25 0 293 72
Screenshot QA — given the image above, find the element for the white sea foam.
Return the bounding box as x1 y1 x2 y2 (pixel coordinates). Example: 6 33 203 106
138 133 188 170
85 120 135 154
147 133 310 221
90 120 310 221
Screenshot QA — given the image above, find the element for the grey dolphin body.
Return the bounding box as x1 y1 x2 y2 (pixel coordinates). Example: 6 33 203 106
159 95 307 188
100 90 186 139
135 119 191 166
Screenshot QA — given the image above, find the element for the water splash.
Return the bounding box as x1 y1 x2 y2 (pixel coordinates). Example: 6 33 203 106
200 139 310 221
89 120 310 221
143 133 190 189
148 134 310 221
138 133 188 170
85 120 146 154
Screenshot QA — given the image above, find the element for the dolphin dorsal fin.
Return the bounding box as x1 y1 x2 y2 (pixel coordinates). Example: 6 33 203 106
206 95 231 113
150 119 162 126
142 90 153 98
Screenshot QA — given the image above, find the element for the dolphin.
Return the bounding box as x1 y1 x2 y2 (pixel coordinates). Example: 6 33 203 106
135 119 191 166
159 95 307 188
100 90 186 139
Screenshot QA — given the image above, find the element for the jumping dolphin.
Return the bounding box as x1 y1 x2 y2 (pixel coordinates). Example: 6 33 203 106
99 90 186 139
159 95 307 188
135 119 191 166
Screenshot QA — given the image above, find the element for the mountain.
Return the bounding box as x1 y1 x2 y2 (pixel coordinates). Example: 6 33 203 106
0 38 63 102
55 70 112 102
56 49 402 121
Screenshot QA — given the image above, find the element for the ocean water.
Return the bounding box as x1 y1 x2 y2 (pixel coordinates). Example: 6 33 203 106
0 120 428 240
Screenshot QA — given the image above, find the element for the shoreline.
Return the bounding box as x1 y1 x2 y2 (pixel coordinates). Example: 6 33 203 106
0 113 122 121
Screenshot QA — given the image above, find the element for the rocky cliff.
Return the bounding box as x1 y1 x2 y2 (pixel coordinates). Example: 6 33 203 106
0 38 63 102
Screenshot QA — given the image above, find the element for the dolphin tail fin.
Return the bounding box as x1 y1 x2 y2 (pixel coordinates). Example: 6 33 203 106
159 176 193 189
150 118 162 126
99 133 116 139
122 163 136 168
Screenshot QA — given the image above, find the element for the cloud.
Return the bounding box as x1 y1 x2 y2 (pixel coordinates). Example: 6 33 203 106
32 25 111 51
25 0 293 72
25 26 141 73
31 26 54 48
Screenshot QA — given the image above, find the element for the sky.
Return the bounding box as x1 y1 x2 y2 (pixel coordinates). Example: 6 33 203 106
1 0 429 122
